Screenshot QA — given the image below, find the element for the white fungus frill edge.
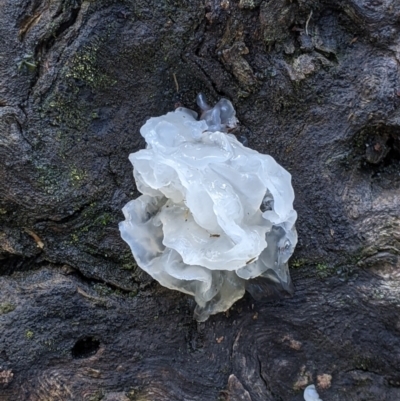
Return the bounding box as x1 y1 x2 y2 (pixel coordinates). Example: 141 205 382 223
304 385 323 401
119 96 298 321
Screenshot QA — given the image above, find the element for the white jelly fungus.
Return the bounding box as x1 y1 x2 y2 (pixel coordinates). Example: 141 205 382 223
119 95 297 321
304 384 323 401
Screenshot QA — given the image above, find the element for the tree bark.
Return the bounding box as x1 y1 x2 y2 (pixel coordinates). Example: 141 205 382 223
1 0 399 400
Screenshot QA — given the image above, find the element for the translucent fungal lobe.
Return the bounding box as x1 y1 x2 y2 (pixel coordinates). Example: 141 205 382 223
119 96 297 321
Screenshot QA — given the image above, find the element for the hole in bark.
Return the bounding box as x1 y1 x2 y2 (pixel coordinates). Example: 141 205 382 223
352 125 400 189
71 336 100 359
384 135 400 165
355 125 400 167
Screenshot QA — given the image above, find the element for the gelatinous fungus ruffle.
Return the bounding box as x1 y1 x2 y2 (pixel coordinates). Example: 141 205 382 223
120 96 297 321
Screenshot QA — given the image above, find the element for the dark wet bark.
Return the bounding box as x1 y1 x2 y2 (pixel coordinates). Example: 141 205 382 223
1 0 399 400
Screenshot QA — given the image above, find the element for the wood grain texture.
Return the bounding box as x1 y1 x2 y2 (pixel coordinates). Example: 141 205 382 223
1 267 400 400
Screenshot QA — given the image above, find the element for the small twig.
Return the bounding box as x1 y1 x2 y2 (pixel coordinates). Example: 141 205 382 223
24 228 44 249
305 10 313 36
173 72 179 92
77 287 106 304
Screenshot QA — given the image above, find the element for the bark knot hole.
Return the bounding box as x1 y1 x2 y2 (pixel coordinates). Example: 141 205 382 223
356 125 400 166
71 336 100 359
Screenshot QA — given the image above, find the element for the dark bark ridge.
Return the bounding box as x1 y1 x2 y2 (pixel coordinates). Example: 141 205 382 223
0 0 400 399
1 267 400 400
